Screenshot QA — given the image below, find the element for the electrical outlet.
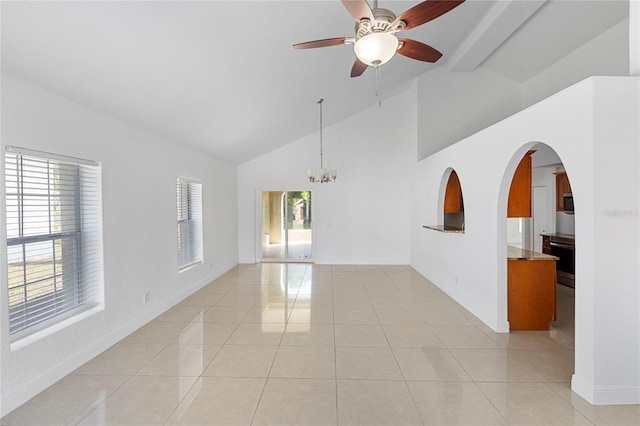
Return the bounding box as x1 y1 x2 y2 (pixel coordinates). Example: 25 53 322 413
143 292 150 304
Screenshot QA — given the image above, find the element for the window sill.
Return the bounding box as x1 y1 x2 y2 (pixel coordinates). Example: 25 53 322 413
178 260 203 273
10 303 103 351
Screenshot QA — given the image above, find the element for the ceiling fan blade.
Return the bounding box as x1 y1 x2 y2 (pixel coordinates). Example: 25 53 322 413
350 58 368 78
393 0 465 31
341 0 374 22
293 37 348 50
397 38 442 62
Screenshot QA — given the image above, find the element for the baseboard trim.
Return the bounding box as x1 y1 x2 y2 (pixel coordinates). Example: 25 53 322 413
572 374 640 405
0 260 238 417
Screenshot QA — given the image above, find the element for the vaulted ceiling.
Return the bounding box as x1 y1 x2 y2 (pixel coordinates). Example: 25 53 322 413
1 1 629 164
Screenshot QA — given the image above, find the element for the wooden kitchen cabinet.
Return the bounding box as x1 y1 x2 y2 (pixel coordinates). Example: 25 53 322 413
507 151 534 218
508 257 557 330
555 172 572 211
444 170 464 213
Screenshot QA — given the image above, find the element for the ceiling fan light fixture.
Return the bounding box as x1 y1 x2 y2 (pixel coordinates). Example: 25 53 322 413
353 32 398 66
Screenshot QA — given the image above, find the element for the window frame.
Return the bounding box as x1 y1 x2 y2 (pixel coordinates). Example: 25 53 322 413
4 146 103 340
176 177 203 272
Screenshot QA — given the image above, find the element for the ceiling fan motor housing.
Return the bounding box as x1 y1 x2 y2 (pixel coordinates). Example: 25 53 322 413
354 8 404 39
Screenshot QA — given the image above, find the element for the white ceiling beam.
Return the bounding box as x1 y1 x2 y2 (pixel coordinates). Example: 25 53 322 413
448 0 548 72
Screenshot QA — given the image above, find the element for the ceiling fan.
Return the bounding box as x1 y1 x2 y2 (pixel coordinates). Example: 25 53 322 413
293 0 465 78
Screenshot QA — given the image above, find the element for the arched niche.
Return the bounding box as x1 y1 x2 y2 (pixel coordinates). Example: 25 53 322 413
439 168 465 231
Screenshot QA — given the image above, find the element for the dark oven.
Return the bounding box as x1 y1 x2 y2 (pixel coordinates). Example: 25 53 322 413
550 237 575 287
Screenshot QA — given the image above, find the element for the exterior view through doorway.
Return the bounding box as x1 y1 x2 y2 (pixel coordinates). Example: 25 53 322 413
261 191 312 261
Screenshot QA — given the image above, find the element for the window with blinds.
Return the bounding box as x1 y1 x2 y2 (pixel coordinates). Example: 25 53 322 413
176 177 203 271
4 146 103 337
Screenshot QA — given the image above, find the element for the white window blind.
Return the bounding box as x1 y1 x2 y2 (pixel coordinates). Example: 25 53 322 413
4 146 103 336
176 178 203 271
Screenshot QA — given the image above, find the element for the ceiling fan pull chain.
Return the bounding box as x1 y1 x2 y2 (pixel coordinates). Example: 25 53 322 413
376 65 382 107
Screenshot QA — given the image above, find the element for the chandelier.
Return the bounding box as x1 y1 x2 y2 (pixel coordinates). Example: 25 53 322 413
307 98 337 183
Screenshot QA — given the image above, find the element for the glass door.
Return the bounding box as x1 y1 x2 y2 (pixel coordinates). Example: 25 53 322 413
261 191 312 261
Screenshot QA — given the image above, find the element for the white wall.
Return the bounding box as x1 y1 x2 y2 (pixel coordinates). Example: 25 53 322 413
0 74 239 415
506 218 525 248
411 76 640 405
532 164 559 239
238 87 417 265
630 0 639 75
416 66 522 160
588 78 639 402
522 19 630 108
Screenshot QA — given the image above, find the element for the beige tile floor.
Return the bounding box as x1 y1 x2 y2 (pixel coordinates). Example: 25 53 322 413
261 242 312 262
3 264 640 425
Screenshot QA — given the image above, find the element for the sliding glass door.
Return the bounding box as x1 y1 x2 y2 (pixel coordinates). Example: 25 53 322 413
261 191 312 261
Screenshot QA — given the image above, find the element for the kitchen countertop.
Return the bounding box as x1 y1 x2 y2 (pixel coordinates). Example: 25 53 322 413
540 232 575 240
423 225 464 233
507 245 559 261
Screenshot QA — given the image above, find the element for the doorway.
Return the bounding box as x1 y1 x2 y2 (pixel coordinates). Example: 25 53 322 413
261 191 312 262
502 143 576 379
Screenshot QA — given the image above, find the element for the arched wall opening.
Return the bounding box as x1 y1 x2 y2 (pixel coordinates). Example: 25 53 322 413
499 141 576 370
437 168 465 230
413 78 639 405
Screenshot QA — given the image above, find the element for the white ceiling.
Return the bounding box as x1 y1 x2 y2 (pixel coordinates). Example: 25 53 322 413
1 1 629 164
482 0 629 81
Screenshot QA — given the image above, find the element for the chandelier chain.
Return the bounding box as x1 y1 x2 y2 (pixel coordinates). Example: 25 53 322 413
318 98 324 170
307 98 336 183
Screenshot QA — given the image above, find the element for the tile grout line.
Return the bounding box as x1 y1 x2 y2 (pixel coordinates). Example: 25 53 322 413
4 264 592 426
540 381 596 425
361 267 427 425
162 279 239 425
380 267 430 426
331 264 340 426
77 278 237 425
166 275 256 425
248 263 304 426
